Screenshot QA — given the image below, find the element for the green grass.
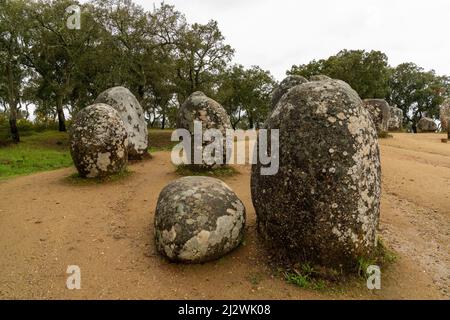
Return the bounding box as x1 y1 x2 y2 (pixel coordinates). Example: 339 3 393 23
283 264 327 290
0 131 72 179
0 128 178 180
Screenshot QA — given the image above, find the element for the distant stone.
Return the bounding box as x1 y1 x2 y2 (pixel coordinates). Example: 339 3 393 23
388 105 403 131
271 75 309 109
154 176 246 263
95 86 148 159
69 104 128 178
440 99 450 131
251 79 381 270
363 99 391 134
417 117 437 133
310 75 332 81
177 92 232 167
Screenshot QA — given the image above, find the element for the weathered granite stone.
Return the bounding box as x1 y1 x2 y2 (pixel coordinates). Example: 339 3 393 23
363 99 391 134
251 79 381 270
388 105 403 131
177 92 232 168
417 117 437 133
154 176 246 263
69 103 128 178
271 75 309 110
95 86 148 159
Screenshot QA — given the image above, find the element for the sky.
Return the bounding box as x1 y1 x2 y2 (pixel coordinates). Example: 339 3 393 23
131 0 450 81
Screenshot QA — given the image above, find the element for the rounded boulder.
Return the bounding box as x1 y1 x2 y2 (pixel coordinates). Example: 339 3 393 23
95 86 148 159
417 117 437 133
271 75 309 110
154 176 246 263
388 106 403 131
177 92 232 167
69 103 128 178
363 99 391 134
251 79 381 270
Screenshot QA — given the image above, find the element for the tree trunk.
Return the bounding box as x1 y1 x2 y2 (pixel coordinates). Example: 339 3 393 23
9 102 20 143
56 97 66 132
161 113 166 130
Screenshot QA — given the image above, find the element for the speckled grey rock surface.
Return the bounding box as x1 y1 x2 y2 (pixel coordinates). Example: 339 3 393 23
177 92 232 168
154 176 246 263
310 75 332 81
388 106 403 131
363 99 391 134
440 99 450 131
251 79 381 269
95 86 148 159
271 75 309 110
417 117 437 132
69 103 128 178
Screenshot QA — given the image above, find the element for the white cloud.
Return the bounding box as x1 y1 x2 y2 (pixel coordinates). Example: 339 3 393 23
133 0 450 81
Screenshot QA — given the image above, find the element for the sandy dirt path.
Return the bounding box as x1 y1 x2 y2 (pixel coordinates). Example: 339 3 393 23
0 133 448 299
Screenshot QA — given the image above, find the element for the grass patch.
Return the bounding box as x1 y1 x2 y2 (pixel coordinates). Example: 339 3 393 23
148 129 177 152
175 164 239 177
64 170 133 185
0 131 72 179
283 263 327 290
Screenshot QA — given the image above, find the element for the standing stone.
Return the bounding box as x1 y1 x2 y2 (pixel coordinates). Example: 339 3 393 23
154 176 246 263
69 104 128 178
440 99 450 131
388 105 403 131
251 79 381 270
363 99 391 134
417 117 437 133
177 91 232 168
310 75 332 81
95 86 148 159
271 75 309 110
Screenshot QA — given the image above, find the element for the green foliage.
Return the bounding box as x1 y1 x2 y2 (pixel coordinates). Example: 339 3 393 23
216 65 276 129
387 62 450 132
288 49 391 99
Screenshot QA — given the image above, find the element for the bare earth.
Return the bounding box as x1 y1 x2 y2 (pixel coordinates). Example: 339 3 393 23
0 133 448 299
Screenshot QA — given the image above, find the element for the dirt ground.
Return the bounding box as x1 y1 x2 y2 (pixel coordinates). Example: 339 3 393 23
0 133 448 299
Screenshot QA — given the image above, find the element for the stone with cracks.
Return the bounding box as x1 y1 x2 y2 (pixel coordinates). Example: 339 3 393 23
177 91 232 168
363 99 391 134
417 117 437 133
271 75 309 110
95 86 148 159
69 103 128 178
251 79 381 270
388 105 403 131
154 176 246 263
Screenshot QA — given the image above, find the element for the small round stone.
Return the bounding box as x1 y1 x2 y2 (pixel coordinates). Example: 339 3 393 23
154 176 246 263
69 103 128 178
95 86 148 159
